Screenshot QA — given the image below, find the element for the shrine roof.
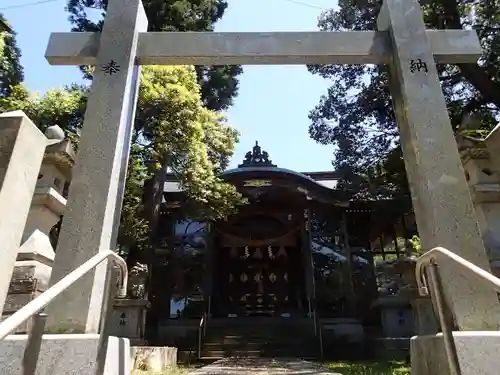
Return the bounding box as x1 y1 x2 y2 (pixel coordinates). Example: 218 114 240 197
163 141 342 195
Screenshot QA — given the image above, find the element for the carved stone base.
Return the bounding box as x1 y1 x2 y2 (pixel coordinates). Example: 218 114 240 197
109 299 150 341
2 260 53 333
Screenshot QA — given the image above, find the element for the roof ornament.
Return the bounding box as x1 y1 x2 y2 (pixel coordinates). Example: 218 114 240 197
238 141 277 168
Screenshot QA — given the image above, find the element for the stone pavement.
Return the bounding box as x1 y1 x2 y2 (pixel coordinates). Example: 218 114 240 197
189 358 342 375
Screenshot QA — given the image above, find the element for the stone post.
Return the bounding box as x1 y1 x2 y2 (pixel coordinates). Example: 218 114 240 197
377 0 500 331
0 111 46 317
2 126 75 332
45 0 148 334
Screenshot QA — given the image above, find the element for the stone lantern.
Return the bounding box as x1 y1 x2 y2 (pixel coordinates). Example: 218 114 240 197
2 126 75 332
22 125 74 242
456 116 500 277
374 241 438 339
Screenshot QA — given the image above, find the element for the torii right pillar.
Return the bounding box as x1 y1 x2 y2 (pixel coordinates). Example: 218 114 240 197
377 0 500 374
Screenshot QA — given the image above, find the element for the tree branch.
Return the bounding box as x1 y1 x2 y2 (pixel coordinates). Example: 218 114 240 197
440 0 500 108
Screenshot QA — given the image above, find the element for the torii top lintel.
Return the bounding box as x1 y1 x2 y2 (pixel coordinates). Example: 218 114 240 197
45 29 481 67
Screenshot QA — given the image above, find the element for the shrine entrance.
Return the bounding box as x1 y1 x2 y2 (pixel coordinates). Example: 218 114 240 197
207 142 349 319
213 225 304 317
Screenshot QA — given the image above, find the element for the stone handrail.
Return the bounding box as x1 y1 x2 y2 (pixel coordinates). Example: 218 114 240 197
0 250 128 340
415 246 500 375
415 246 500 296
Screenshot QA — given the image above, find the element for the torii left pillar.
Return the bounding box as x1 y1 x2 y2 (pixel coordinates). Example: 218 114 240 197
45 0 147 333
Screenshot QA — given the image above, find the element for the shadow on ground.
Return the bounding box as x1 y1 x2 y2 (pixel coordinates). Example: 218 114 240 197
326 361 410 375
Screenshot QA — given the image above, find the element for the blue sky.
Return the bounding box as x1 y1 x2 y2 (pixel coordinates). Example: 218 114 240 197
2 0 337 172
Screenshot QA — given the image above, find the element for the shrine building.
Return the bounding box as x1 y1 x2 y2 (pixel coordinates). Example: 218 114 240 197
145 142 415 359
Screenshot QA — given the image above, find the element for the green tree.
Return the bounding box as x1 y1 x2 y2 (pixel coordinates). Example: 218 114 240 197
65 0 242 112
0 14 24 97
308 0 500 199
0 65 245 250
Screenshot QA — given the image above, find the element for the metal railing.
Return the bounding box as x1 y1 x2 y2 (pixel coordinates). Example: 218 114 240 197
0 250 128 375
415 246 500 375
318 322 324 358
197 296 212 359
198 312 207 359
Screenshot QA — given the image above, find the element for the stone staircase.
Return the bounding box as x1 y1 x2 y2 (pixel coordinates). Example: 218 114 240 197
199 317 319 359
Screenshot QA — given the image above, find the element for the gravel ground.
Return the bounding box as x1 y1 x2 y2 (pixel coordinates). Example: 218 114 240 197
189 357 342 375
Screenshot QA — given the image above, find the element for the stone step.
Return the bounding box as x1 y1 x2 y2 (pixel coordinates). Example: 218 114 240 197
206 318 313 328
203 335 318 343
203 342 315 349
200 348 318 359
204 333 313 340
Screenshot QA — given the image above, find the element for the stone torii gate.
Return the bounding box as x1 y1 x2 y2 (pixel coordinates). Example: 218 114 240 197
44 0 499 352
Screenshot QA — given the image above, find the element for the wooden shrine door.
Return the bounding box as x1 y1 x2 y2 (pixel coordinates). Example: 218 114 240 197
224 245 292 316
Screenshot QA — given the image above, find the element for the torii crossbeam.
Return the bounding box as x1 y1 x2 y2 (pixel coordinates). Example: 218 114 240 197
46 30 480 66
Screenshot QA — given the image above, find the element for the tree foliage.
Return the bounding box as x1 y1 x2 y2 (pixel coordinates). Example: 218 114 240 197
65 0 242 111
308 0 500 199
0 14 24 97
0 65 245 250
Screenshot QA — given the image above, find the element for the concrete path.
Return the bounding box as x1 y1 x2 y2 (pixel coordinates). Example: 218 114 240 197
189 357 342 375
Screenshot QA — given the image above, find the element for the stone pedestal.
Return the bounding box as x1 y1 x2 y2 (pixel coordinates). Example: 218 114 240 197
411 332 500 375
373 296 414 337
411 297 439 335
109 299 150 345
1 231 55 333
377 252 438 337
0 335 130 375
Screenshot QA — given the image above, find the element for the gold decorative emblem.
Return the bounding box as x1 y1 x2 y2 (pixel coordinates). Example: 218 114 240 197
243 179 272 187
254 272 262 283
284 272 288 282
257 297 263 304
269 273 277 283
240 272 248 283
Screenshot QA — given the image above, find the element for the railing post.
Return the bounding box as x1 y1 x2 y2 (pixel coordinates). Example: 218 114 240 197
95 264 119 375
198 317 203 360
427 261 462 375
203 312 207 336
319 324 324 359
22 311 47 375
311 297 317 336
